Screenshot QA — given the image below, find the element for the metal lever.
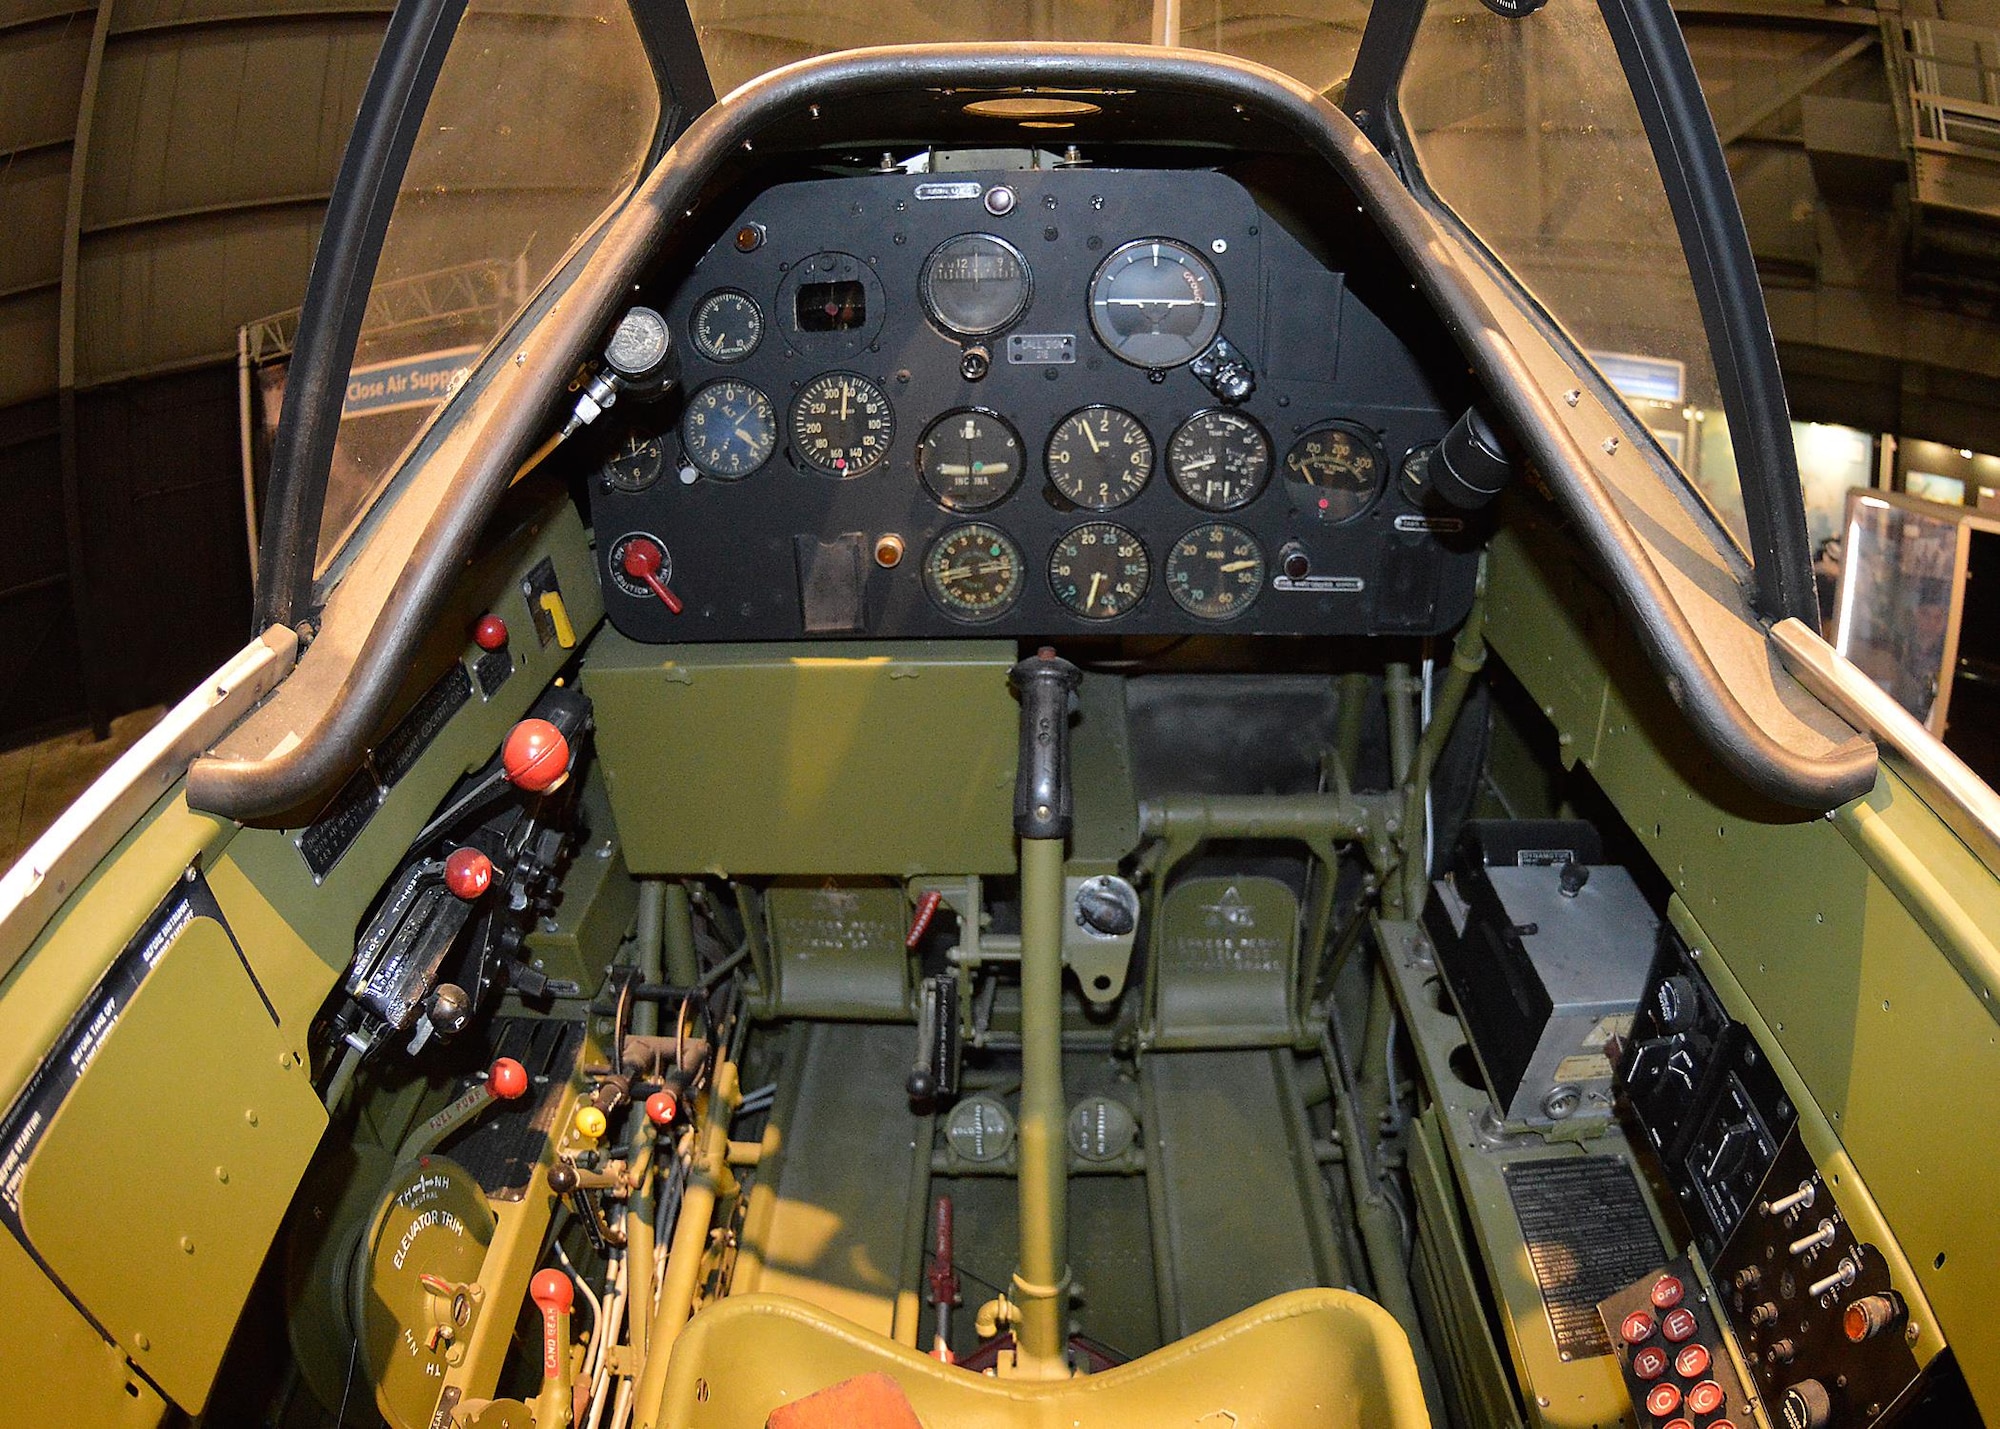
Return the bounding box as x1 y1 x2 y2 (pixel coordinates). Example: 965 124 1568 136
907 971 961 1101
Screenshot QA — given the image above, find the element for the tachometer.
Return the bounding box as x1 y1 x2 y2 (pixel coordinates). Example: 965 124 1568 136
921 235 1032 337
1167 409 1271 511
1166 523 1265 620
920 409 1023 510
791 372 894 477
680 380 776 480
1088 238 1223 369
1047 407 1152 510
923 523 1024 623
1049 522 1150 620
690 290 763 362
1282 422 1383 524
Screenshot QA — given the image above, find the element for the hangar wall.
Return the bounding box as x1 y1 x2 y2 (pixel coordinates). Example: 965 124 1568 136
4 0 2000 747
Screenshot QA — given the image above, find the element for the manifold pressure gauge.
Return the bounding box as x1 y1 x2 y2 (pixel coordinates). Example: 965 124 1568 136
1166 523 1265 620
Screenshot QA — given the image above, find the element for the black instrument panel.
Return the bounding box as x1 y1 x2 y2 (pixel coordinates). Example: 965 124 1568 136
591 165 1480 642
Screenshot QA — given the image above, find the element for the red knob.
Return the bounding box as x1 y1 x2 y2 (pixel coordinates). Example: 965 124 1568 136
619 538 683 615
487 1057 529 1100
530 1268 573 1313
503 718 571 793
474 613 508 651
444 847 494 900
645 1089 679 1125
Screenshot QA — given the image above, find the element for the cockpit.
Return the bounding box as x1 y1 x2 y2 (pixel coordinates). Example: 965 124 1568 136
0 4 1993 1429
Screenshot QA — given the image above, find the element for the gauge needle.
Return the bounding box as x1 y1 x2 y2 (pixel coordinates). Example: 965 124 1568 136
938 462 1009 476
1087 573 1103 609
1182 454 1218 470
734 426 756 443
839 383 851 422
1081 422 1103 455
1222 559 1258 572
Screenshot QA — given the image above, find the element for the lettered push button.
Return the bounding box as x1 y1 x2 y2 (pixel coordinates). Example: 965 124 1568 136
1662 1306 1699 1343
1621 1310 1657 1344
1632 1345 1670 1380
1645 1382 1683 1418
1674 1343 1711 1379
1661 1420 1694 1429
1687 1380 1727 1417
1650 1274 1685 1310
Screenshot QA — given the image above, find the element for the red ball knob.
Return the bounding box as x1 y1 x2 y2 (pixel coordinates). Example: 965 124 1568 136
487 1057 529 1100
530 1268 573 1313
621 540 662 579
444 847 494 900
474 613 508 651
645 1089 679 1126
503 718 570 793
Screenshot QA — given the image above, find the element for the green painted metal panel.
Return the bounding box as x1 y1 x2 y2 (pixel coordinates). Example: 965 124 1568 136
1153 875 1298 1046
585 634 1018 876
18 912 326 1410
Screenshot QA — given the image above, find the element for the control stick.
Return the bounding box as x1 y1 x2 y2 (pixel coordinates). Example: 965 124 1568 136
1007 647 1080 1378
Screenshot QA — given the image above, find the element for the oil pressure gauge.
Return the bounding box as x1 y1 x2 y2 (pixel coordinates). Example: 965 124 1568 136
1168 409 1271 511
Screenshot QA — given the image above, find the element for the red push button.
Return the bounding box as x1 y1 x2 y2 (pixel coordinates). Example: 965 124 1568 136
1710 1422 1736 1429
1687 1380 1727 1417
1674 1342 1711 1379
1632 1345 1670 1380
1621 1311 1657 1344
1651 1274 1685 1310
1662 1306 1699 1343
1661 1421 1694 1429
1646 1381 1683 1418
474 613 509 651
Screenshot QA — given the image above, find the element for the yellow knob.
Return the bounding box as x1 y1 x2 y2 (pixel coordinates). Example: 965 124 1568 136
574 1105 607 1140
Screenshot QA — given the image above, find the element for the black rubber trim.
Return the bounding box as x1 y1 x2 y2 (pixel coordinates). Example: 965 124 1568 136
1596 0 1820 627
251 0 469 633
189 43 1873 818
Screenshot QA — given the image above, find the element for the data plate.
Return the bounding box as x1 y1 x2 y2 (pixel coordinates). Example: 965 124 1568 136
1505 1156 1667 1359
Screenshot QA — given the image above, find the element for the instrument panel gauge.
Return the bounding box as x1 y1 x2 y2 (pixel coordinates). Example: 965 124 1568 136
923 523 1024 623
1046 406 1152 509
690 289 763 363
1166 523 1265 621
1049 522 1150 620
679 380 776 479
1088 238 1224 369
602 429 666 493
919 409 1023 510
1283 422 1384 524
921 234 1032 337
791 372 894 477
1167 409 1271 511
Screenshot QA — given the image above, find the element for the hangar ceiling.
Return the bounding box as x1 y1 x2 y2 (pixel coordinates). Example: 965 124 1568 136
2 0 2000 745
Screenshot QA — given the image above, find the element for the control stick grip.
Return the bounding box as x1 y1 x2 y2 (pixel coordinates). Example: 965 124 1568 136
1010 648 1082 840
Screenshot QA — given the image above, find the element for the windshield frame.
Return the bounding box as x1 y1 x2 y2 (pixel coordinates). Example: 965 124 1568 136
253 0 712 633
1353 0 1819 626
